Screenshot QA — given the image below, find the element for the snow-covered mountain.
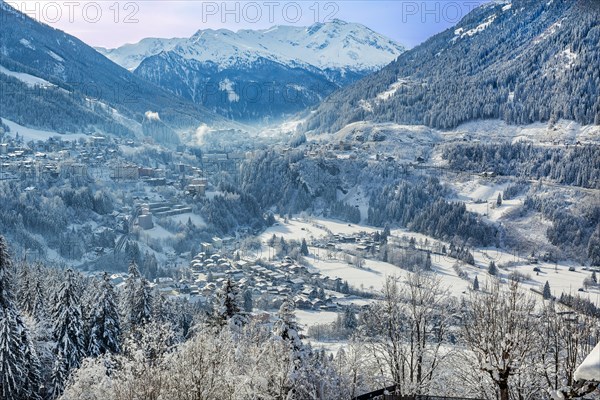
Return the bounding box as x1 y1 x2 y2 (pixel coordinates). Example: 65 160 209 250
97 20 405 122
98 37 185 72
305 0 600 133
98 20 404 73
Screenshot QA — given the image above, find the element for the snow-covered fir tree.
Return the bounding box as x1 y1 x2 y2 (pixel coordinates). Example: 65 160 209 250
300 238 309 256
122 260 153 330
488 260 498 276
212 278 247 330
274 295 303 353
87 272 121 357
51 268 86 397
0 236 42 400
543 281 552 300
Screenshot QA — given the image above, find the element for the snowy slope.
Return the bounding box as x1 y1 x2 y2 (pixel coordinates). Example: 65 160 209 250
0 2 236 136
98 19 404 73
0 65 55 88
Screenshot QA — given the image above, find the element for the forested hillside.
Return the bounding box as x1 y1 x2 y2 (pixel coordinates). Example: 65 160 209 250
305 0 600 133
0 1 229 134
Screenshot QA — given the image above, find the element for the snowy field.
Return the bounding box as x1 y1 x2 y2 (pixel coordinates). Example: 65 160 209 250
167 212 206 227
260 216 379 245
263 215 600 325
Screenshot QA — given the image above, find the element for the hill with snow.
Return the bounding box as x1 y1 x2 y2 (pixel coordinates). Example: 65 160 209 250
0 1 236 139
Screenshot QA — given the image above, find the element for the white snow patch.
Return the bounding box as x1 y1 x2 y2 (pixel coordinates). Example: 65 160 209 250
358 99 373 113
376 78 409 101
574 342 600 382
296 310 339 330
219 78 240 102
139 224 175 240
166 213 206 227
439 119 600 145
47 50 64 62
557 48 578 69
461 14 497 38
453 14 496 42
19 38 34 50
0 65 55 88
533 20 562 44
144 111 161 121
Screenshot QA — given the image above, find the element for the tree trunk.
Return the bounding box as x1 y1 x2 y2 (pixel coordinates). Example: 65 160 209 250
499 381 510 400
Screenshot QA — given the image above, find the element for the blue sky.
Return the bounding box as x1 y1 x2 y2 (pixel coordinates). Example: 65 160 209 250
7 1 490 48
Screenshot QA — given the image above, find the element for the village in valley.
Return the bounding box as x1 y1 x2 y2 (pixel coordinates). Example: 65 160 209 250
1 118 600 338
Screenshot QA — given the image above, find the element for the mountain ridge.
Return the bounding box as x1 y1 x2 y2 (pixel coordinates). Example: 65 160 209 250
97 19 404 73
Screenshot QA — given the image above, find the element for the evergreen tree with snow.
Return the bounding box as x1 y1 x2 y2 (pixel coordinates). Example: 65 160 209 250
122 260 153 330
383 224 391 241
300 238 309 256
19 264 46 321
243 289 253 313
473 276 480 291
88 273 121 357
317 286 326 300
142 253 158 280
51 268 86 396
425 252 432 270
488 261 498 276
267 234 277 248
588 225 600 266
342 307 358 331
212 278 246 330
127 259 141 279
131 277 153 327
0 236 42 400
274 296 302 352
543 281 552 300
497 193 503 206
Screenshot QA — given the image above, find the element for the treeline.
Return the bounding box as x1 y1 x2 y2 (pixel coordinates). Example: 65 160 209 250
558 292 600 318
327 200 361 224
524 195 600 263
240 152 498 246
368 180 497 247
200 189 266 235
442 142 600 189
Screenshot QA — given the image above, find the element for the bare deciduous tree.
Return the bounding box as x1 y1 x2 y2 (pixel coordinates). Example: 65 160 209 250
362 273 453 396
461 281 537 400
